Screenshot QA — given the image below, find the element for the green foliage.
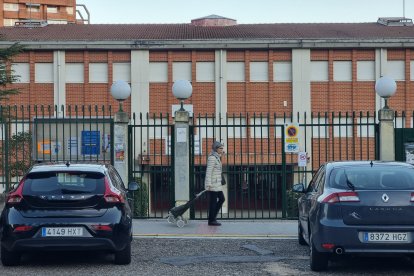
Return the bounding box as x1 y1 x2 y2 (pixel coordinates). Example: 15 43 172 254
0 43 24 100
8 131 33 178
130 177 149 218
286 189 301 218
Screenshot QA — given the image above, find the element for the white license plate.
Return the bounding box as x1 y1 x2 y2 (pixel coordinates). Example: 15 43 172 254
363 232 409 242
41 227 83 237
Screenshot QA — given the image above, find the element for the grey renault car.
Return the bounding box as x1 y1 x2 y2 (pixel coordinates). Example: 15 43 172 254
0 162 138 266
293 161 414 271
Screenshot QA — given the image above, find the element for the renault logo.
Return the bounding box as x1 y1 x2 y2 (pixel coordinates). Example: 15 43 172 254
382 193 389 203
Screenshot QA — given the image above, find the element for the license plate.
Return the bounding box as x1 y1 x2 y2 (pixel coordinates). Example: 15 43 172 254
363 232 409 243
41 227 83 237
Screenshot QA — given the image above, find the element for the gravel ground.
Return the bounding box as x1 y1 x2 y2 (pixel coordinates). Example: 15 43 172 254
1 238 414 276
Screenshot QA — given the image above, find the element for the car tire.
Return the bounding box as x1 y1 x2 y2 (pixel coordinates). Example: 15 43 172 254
310 233 329 271
298 222 307 246
114 241 131 265
1 246 20 266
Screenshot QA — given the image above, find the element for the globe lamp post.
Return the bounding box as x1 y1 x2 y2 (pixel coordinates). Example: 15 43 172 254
172 80 192 111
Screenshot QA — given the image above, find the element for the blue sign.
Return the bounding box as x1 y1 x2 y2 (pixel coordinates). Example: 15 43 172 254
81 131 100 155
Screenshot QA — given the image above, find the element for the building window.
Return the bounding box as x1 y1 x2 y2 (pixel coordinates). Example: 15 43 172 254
333 117 353 138
273 61 292 82
227 62 245 82
4 3 19 11
173 62 191 82
148 118 168 138
357 61 375 81
12 63 30 83
89 63 108 83
47 20 67 25
333 61 352 82
227 117 246 138
35 63 53 83
149 62 168 82
312 117 329 138
66 7 74 15
3 19 17 26
196 118 214 139
47 6 58 13
387 60 405 81
250 117 269 138
274 117 291 138
250 62 268 82
196 62 215 82
26 4 40 13
357 117 375 137
65 63 84 83
113 63 131 83
311 61 328 81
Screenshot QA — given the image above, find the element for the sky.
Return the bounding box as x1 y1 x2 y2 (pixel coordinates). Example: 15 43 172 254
78 0 413 24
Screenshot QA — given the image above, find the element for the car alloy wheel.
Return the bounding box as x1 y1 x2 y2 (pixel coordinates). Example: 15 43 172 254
309 233 329 271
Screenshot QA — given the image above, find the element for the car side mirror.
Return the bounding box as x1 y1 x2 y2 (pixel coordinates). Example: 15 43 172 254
292 183 305 193
128 181 139 191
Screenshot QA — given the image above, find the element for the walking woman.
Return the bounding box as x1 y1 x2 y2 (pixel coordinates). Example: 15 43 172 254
205 141 225 226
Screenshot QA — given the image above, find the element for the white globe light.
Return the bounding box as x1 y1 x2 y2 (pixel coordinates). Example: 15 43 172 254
375 76 397 98
111 80 131 101
172 80 192 100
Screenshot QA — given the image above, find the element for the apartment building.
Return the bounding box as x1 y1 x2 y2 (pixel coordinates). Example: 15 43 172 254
0 0 77 26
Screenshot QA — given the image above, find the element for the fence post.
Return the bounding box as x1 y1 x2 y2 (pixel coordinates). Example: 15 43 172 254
378 109 395 161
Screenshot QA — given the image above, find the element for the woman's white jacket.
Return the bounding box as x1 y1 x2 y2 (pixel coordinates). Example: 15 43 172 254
204 152 223 192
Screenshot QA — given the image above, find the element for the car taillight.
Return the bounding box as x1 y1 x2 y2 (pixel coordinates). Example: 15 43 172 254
321 192 360 203
6 178 25 205
91 225 112 231
104 177 125 203
411 192 414 202
13 225 33 232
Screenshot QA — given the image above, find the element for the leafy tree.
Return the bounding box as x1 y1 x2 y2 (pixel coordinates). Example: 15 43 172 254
0 43 24 100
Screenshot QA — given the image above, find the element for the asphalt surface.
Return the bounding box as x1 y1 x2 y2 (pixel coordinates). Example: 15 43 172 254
2 238 414 275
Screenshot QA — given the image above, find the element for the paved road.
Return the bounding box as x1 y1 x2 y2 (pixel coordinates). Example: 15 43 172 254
2 239 414 276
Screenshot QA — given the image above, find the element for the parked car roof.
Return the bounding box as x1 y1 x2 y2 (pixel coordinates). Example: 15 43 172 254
29 162 108 174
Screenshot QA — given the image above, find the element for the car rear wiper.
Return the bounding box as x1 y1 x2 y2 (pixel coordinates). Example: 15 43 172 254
60 189 90 194
344 173 355 191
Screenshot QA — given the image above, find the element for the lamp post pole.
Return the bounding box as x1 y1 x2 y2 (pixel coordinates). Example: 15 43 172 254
110 80 131 184
375 76 397 161
172 80 192 222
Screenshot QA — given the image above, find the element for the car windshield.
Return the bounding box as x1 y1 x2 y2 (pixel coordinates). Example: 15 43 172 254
329 166 414 190
22 171 105 195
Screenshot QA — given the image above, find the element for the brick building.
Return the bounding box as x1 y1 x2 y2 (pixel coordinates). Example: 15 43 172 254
0 0 78 26
0 15 413 218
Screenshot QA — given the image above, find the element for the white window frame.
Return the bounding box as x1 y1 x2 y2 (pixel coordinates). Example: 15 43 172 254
149 62 168 82
250 62 268 82
333 117 353 138
148 118 168 138
65 63 84 83
47 5 58 13
89 63 108 83
250 117 269 138
66 7 74 15
196 118 214 139
173 62 191 82
273 61 292 82
357 61 375 81
333 61 352 82
387 60 405 81
35 63 53 83
196 62 215 82
311 61 329 81
227 117 247 138
12 63 30 83
227 62 245 82
4 3 18 11
312 117 329 138
356 117 375 138
113 63 131 83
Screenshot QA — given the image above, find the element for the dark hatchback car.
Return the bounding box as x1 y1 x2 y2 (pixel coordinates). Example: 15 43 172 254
293 161 414 271
0 162 138 266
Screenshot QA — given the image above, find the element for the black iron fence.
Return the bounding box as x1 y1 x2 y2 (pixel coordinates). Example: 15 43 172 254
129 111 380 220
